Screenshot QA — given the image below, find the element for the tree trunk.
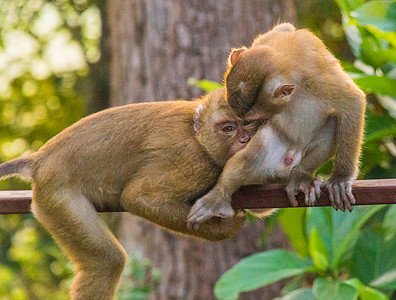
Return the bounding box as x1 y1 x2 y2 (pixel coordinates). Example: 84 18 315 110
108 1 296 299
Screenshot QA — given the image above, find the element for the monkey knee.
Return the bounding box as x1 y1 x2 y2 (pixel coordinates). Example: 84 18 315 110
104 245 127 275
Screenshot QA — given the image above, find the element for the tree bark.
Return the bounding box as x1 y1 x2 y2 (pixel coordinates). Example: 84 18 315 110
108 1 296 299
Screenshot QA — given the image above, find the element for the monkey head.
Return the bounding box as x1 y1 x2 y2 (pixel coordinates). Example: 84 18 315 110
225 46 295 118
194 88 265 166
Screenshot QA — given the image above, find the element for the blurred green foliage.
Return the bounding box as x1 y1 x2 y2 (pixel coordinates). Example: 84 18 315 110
117 254 162 300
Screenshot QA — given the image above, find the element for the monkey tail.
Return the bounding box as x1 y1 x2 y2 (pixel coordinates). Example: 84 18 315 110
0 157 33 182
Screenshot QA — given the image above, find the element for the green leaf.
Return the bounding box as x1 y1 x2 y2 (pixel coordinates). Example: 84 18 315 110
279 288 314 300
353 75 396 97
364 126 396 144
366 27 396 48
350 224 396 285
187 78 222 92
334 0 365 13
332 206 385 268
214 250 314 300
341 61 365 74
383 205 396 234
360 36 390 68
350 227 384 283
306 207 333 259
278 208 309 257
343 16 363 57
344 278 389 300
351 1 396 32
370 269 396 290
308 229 329 271
312 278 358 300
364 112 396 140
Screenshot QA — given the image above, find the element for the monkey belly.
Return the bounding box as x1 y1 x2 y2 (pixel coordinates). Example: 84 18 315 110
256 126 302 178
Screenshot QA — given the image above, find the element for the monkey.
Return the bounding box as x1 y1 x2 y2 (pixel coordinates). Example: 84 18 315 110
0 87 271 300
187 23 366 229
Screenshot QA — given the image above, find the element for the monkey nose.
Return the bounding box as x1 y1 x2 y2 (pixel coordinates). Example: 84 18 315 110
239 136 250 143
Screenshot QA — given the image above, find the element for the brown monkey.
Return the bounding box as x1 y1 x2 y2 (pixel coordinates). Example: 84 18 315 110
0 88 268 300
188 23 365 228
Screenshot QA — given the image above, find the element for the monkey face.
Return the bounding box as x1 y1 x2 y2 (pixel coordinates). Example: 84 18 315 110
215 118 266 156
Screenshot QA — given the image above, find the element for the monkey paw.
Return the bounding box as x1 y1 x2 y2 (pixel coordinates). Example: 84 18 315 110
325 175 355 212
187 191 235 231
286 175 323 207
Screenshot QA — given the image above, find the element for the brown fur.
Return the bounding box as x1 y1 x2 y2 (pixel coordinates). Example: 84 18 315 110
188 24 366 228
0 88 266 300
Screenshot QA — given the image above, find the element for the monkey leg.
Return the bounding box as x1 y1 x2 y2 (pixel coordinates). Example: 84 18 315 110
120 182 245 241
31 188 126 300
286 118 340 209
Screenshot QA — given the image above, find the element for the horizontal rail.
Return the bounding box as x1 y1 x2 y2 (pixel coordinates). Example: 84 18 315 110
0 179 395 214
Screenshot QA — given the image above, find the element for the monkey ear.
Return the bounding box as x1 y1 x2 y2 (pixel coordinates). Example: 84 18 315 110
193 103 204 133
272 84 295 99
228 47 247 66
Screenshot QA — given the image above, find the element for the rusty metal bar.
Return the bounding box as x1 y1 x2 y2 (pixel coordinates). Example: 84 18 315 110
0 179 395 214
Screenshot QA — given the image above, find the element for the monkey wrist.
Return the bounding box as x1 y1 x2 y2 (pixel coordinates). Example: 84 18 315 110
329 172 356 181
290 167 314 179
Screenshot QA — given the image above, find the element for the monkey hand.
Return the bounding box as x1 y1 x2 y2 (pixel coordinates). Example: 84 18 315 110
286 173 323 207
325 175 355 212
187 189 235 231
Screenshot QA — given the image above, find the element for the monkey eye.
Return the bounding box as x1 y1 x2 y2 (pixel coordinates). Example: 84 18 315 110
221 123 236 133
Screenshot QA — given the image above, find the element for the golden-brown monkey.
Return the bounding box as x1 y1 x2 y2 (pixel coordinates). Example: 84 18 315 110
188 23 366 228
0 88 269 300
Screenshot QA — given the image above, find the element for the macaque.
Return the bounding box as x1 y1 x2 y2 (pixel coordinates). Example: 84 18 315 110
0 88 269 300
188 23 365 229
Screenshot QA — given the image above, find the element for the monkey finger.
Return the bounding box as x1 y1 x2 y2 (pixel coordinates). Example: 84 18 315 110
345 201 353 213
333 185 345 212
192 222 200 231
304 190 309 206
328 187 338 211
339 182 347 202
187 210 207 228
346 183 356 205
340 182 353 212
188 214 211 231
308 187 316 206
286 189 298 207
314 176 323 199
187 221 195 231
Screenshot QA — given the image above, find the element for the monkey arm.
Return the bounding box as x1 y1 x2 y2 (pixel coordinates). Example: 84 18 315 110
188 130 272 230
327 95 366 211
120 181 245 242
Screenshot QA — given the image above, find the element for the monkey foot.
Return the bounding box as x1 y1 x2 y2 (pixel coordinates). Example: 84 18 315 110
187 192 235 231
326 176 355 212
286 175 323 207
